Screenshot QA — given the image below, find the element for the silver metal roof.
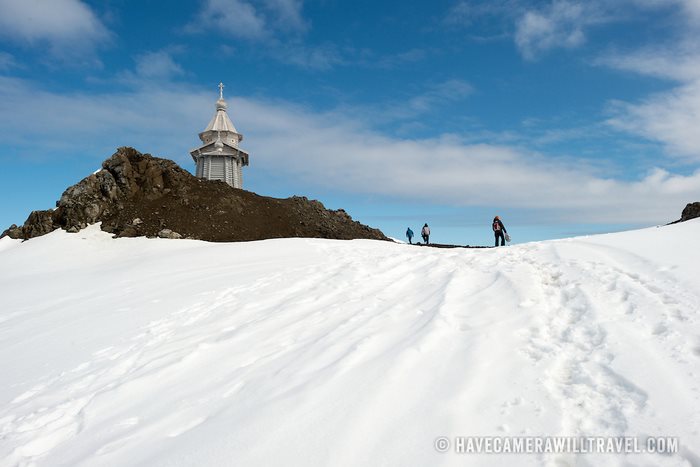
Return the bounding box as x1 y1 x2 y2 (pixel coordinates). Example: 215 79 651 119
203 98 239 134
190 83 250 167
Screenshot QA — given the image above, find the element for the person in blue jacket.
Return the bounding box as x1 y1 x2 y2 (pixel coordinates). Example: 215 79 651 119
492 216 507 246
406 227 414 244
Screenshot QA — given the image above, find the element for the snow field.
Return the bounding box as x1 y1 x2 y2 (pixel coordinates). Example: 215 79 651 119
0 221 699 466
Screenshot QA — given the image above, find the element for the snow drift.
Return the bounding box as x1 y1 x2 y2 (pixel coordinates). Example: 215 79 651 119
0 221 699 466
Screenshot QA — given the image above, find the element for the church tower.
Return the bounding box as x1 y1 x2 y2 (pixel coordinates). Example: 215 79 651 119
190 83 250 188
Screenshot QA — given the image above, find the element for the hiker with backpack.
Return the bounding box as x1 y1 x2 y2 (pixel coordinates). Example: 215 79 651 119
492 216 508 247
421 223 430 244
406 227 414 244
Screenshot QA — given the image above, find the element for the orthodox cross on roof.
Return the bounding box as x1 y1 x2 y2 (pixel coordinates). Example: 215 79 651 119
218 82 225 99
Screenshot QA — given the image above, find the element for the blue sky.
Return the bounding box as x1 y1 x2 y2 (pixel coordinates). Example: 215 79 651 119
1 0 699 245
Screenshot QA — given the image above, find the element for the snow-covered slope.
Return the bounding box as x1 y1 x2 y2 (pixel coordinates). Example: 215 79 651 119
0 221 699 466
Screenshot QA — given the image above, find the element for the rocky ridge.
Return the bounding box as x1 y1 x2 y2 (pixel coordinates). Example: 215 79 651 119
2 147 388 242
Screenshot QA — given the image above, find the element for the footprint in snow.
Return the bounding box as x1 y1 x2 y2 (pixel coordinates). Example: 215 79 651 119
652 322 669 336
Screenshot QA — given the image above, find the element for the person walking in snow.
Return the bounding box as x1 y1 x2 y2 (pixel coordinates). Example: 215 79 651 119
406 227 414 244
421 223 430 244
492 216 507 247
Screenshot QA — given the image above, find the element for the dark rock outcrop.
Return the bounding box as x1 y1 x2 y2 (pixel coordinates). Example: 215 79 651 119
668 202 700 224
2 147 388 242
680 202 700 222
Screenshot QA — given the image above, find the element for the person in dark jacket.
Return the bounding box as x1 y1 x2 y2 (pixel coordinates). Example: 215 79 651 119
406 227 414 244
492 216 507 246
421 223 430 244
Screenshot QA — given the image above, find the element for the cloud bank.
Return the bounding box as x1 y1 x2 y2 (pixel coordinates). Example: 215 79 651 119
0 0 109 55
0 76 697 224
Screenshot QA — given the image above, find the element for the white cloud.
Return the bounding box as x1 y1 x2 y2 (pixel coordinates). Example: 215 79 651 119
276 45 433 72
0 0 108 53
682 0 700 19
272 43 344 70
448 0 700 60
374 48 429 69
0 51 16 70
629 0 700 23
344 79 474 124
0 76 697 224
134 51 185 79
595 17 700 160
263 0 307 32
514 1 601 60
445 0 520 25
597 43 700 82
186 0 320 70
445 0 603 57
607 81 700 161
111 51 186 86
238 97 700 223
187 0 266 39
186 0 307 40
407 79 473 113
